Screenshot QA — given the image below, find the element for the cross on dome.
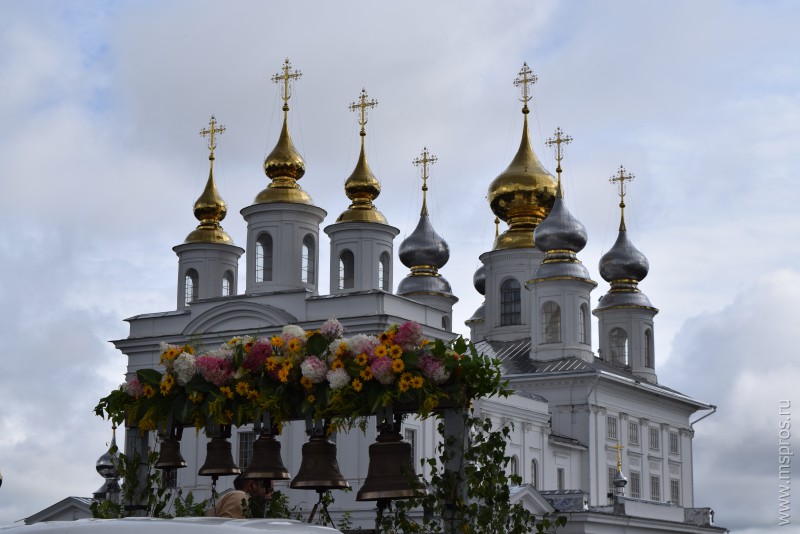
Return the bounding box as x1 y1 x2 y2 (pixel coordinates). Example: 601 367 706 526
349 88 378 137
413 147 437 216
272 58 302 112
513 62 538 113
199 115 225 159
546 127 572 191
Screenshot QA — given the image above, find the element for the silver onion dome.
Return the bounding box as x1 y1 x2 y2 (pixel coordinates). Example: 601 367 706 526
599 229 649 283
473 264 486 295
534 195 587 254
398 214 449 269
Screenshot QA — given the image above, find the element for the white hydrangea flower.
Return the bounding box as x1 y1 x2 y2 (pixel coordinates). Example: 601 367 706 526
326 368 350 390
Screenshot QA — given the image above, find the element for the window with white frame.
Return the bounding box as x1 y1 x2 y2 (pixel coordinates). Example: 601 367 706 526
541 301 561 343
608 466 617 493
531 459 538 489
644 329 653 368
184 269 199 306
500 279 521 326
649 427 660 451
607 416 618 440
237 430 256 471
404 427 418 474
670 479 681 505
578 303 589 344
669 431 679 454
222 270 234 296
255 233 273 283
609 327 629 365
650 475 661 502
339 250 355 289
630 471 641 498
301 235 315 284
629 421 640 446
379 252 390 291
510 456 519 482
557 468 565 490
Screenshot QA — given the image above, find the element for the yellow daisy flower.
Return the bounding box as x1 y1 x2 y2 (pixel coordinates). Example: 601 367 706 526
331 359 344 370
398 379 410 393
374 345 388 358
411 376 424 389
360 368 373 381
265 357 278 371
219 386 234 399
287 338 302 352
352 378 363 392
235 382 250 396
143 384 156 398
301 376 313 389
278 367 290 383
392 359 405 373
270 336 284 347
355 353 368 366
389 345 403 359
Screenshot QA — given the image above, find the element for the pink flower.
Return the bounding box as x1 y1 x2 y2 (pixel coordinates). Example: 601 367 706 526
196 355 233 386
245 339 272 371
419 354 451 385
301 356 328 384
393 321 424 350
347 334 380 360
124 376 144 397
320 318 344 339
371 357 395 385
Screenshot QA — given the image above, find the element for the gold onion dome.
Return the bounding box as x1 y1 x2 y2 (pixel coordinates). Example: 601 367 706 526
336 88 387 224
488 63 557 250
255 58 313 205
185 115 234 244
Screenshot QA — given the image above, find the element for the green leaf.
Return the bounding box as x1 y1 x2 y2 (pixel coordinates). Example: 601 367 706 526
137 368 163 386
306 332 328 356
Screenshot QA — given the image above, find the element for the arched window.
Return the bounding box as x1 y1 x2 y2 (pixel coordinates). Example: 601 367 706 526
509 455 519 482
644 329 653 368
531 459 538 489
442 316 450 331
541 301 561 343
339 250 355 289
609 327 629 366
222 270 234 296
378 252 390 291
500 279 521 326
184 269 199 306
578 303 589 344
301 235 315 284
255 233 273 283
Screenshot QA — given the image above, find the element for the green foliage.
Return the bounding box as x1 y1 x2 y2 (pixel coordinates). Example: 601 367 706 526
379 413 567 534
90 444 208 519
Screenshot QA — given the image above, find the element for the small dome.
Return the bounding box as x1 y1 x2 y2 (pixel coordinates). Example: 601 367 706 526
599 229 649 283
397 274 453 296
399 215 449 269
466 302 486 323
185 141 234 245
473 264 486 295
255 116 313 205
336 144 387 223
534 194 587 253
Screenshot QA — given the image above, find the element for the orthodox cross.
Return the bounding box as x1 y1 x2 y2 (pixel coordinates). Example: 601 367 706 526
513 62 537 113
546 127 573 190
271 58 302 111
612 442 625 471
413 147 437 215
610 165 635 229
349 88 378 137
199 115 225 159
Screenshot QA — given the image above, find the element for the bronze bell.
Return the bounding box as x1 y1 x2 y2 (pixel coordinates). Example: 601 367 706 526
198 430 240 477
155 438 187 469
290 435 350 491
244 433 290 480
357 428 425 501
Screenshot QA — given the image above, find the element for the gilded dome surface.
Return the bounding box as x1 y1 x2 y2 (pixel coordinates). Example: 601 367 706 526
255 117 313 205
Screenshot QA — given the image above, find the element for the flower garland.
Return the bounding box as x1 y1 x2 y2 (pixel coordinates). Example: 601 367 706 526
96 319 504 434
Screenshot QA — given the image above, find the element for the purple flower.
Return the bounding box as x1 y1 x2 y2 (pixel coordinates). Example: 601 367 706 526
393 321 424 350
245 339 272 371
320 318 344 339
371 357 396 385
419 354 451 385
196 355 233 386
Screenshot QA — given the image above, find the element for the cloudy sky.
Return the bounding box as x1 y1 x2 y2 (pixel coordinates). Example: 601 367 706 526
1 1 798 532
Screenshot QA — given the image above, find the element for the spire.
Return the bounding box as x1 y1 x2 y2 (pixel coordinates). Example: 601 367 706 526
412 147 437 216
184 115 234 244
255 58 312 205
609 165 634 231
487 63 557 250
336 88 387 223
397 148 453 297
597 166 654 310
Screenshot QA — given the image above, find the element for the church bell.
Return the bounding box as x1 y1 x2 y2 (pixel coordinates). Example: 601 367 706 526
198 425 240 477
243 433 290 480
357 423 424 501
155 423 187 470
290 434 350 491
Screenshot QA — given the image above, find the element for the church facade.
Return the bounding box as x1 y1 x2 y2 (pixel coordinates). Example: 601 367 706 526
112 61 724 533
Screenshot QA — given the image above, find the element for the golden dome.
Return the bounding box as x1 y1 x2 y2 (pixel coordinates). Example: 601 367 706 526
186 117 234 245
336 88 387 224
488 112 557 249
254 115 313 205
254 58 313 205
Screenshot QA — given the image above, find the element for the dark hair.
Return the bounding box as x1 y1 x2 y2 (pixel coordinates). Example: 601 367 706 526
232 474 245 490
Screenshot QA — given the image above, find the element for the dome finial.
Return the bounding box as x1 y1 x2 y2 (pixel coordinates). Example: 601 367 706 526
513 62 537 115
256 59 311 204
412 147 437 216
546 127 572 198
609 165 635 231
337 88 387 223
185 115 234 244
